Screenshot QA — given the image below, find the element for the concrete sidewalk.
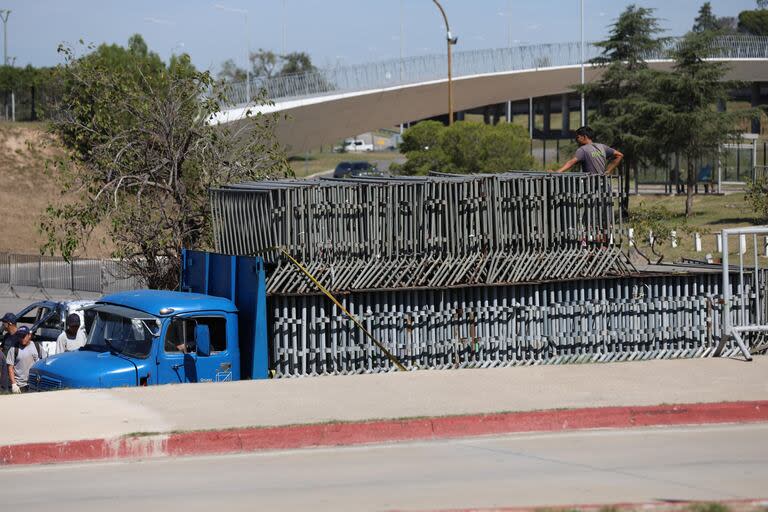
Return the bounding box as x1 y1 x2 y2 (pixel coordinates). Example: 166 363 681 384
2 357 767 449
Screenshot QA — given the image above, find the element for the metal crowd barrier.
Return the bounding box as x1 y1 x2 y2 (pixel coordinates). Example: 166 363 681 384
211 172 627 293
269 272 759 378
0 252 143 294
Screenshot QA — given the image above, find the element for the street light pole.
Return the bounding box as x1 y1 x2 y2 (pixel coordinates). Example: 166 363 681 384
215 4 250 102
432 0 457 125
579 0 585 126
0 10 10 67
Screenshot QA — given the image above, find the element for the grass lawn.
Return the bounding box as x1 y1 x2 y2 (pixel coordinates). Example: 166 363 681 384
628 192 766 265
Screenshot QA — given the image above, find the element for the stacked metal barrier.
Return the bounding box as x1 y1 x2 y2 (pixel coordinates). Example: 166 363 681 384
269 272 758 378
211 172 629 293
211 172 767 378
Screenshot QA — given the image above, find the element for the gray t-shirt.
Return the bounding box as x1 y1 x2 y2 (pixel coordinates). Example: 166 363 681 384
575 143 616 175
6 342 46 387
55 329 87 355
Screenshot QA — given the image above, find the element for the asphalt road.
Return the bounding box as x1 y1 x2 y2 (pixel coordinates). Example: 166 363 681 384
3 423 767 512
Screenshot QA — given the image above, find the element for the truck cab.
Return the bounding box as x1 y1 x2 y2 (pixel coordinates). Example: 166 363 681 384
28 291 240 390
28 251 269 391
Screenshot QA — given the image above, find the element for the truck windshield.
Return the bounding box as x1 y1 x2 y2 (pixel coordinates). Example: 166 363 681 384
84 305 160 359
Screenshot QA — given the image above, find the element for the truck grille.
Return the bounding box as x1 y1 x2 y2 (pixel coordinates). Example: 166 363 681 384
29 375 62 391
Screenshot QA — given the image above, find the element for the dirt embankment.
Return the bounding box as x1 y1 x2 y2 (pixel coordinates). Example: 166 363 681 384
0 122 111 258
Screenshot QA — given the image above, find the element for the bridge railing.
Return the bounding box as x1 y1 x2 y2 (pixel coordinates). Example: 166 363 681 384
222 35 768 108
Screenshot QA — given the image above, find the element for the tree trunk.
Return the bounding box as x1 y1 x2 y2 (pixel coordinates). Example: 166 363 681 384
685 158 695 218
30 86 37 122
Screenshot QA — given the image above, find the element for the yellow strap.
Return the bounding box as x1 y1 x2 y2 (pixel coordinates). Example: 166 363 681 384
271 247 408 372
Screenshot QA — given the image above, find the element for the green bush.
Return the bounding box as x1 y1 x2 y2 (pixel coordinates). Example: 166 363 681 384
397 121 534 175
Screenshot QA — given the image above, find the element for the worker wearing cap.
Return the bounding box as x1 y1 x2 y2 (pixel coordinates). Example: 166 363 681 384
6 326 46 393
1 312 17 391
1 312 17 352
55 314 87 354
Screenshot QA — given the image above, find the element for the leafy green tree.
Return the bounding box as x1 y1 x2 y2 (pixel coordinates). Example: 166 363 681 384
218 59 247 81
738 9 768 35
693 2 719 32
280 52 317 75
746 177 768 221
43 36 290 289
250 49 279 78
219 50 319 81
692 2 736 33
583 5 667 218
399 120 443 153
649 31 750 217
395 121 534 175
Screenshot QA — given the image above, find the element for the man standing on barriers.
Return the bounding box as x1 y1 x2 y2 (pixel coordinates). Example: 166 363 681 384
549 126 623 175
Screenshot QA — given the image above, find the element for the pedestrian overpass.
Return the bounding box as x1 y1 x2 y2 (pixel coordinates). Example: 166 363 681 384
209 36 768 153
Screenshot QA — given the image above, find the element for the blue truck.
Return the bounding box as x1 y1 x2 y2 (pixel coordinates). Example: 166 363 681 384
28 250 269 390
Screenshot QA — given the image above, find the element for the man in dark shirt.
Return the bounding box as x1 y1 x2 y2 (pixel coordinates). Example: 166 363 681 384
550 126 623 175
1 312 17 391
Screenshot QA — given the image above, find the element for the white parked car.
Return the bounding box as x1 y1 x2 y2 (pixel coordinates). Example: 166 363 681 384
13 300 95 356
343 139 374 152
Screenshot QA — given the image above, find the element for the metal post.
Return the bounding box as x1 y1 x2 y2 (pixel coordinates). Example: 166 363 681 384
0 10 9 67
579 0 585 126
432 0 455 125
721 231 731 344
399 0 404 83
528 97 533 138
245 11 251 102
447 33 453 125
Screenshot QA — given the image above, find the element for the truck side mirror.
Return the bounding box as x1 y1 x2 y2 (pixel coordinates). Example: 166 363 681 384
194 324 211 357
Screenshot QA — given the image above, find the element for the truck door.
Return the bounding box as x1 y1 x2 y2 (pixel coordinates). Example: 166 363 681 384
157 317 198 384
190 316 233 382
157 315 232 384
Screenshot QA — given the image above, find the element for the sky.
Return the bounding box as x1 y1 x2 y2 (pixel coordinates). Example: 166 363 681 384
0 0 760 72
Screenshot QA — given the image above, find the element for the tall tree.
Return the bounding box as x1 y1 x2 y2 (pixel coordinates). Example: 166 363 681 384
693 2 719 32
250 49 279 78
583 5 667 218
44 36 290 289
218 58 247 81
218 50 319 81
649 31 748 217
279 52 317 75
738 8 768 35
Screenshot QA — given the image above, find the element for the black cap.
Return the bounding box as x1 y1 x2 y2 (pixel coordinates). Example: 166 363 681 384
1 312 16 324
66 313 81 327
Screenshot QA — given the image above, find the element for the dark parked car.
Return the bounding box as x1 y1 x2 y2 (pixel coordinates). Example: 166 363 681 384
333 161 385 178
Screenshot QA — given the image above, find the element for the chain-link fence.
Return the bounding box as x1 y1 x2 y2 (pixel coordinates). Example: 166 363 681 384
0 252 144 295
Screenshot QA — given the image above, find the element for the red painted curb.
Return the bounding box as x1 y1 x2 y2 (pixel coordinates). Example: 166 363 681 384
414 497 768 512
1 400 766 466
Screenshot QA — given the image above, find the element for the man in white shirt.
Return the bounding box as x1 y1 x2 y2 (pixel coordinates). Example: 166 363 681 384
55 314 87 354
